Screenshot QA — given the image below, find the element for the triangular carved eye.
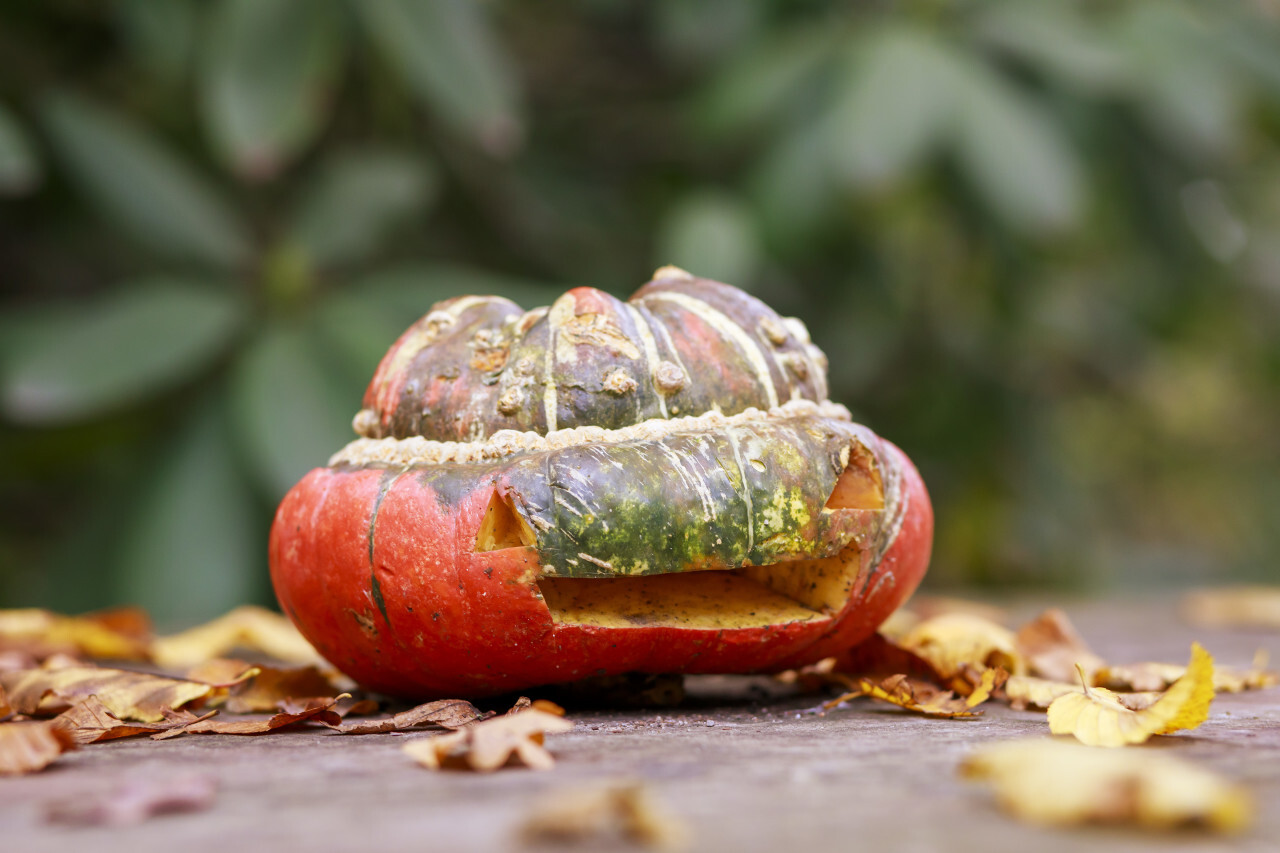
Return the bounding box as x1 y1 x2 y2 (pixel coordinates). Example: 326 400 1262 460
825 443 885 511
475 490 536 551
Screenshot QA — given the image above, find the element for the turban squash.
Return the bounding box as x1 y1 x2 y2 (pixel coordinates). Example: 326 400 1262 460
270 267 932 698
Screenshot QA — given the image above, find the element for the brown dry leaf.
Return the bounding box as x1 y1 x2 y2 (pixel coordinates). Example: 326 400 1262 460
46 775 217 826
1015 608 1106 683
403 708 573 771
825 674 986 718
151 605 322 669
0 683 11 720
961 738 1253 833
152 694 347 739
335 698 487 734
187 659 342 713
0 720 77 775
52 696 213 745
0 607 152 662
899 612 1026 678
0 660 217 722
1182 586 1280 630
519 784 687 849
1048 643 1215 747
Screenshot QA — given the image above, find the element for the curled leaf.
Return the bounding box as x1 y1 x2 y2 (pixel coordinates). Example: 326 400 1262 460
403 708 573 772
1015 608 1105 683
825 673 989 719
152 694 347 739
1097 653 1277 694
1 660 217 722
1048 643 1215 747
0 607 152 661
186 659 343 713
151 606 322 669
52 696 213 744
961 738 1253 833
519 784 688 849
899 613 1026 678
333 698 487 734
0 720 76 775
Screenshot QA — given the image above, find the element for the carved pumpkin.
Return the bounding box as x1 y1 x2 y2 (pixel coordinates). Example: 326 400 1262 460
269 267 932 698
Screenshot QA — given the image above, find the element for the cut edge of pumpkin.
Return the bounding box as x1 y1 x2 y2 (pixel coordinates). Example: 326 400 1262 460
532 452 881 630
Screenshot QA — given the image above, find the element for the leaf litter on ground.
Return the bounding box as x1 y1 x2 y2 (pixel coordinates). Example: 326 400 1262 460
403 698 573 771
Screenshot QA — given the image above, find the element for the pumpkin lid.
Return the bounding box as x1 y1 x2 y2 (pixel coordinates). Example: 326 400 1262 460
355 267 831 442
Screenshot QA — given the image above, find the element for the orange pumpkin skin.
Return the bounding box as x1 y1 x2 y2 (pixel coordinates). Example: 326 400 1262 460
269 270 932 699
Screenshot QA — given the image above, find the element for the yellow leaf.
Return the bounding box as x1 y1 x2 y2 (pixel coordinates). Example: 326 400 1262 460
151 606 322 669
899 612 1026 678
0 660 217 723
0 607 152 661
1048 643 1215 747
825 674 986 718
519 784 688 849
1003 676 1079 711
961 738 1253 833
1097 651 1276 694
1182 586 1280 630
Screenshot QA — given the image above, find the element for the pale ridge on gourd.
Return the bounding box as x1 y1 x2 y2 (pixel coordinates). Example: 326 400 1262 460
331 398 853 468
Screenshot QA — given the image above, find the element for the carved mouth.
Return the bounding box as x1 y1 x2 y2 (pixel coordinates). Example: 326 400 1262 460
476 444 887 630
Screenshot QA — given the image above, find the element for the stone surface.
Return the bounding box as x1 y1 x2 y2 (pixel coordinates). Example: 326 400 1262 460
2 595 1278 851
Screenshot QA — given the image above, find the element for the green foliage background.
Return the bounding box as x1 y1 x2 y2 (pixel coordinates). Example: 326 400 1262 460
2 1 1279 625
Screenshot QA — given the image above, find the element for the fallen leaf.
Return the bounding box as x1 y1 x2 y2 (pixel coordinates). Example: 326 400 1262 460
187 659 343 713
831 632 945 683
899 612 1026 678
1096 653 1277 694
961 738 1253 833
519 784 688 848
0 607 152 662
1015 608 1106 683
0 720 77 775
909 596 1009 625
1003 676 1161 712
1182 586 1280 630
52 696 213 745
825 674 988 719
334 698 487 734
152 694 348 739
151 606 322 669
403 708 573 771
45 775 217 826
0 683 10 719
0 661 218 722
1048 643 1215 747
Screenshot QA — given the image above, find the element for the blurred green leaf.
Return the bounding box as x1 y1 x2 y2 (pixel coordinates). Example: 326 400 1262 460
316 264 563 373
951 61 1084 234
971 2 1129 94
232 323 355 499
40 94 250 268
290 148 438 270
316 264 564 377
749 126 838 254
693 24 841 139
203 0 344 179
357 0 523 157
1120 3 1243 161
115 0 199 86
117 403 262 626
0 282 246 424
654 0 762 67
0 102 41 195
829 27 956 190
654 189 760 286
